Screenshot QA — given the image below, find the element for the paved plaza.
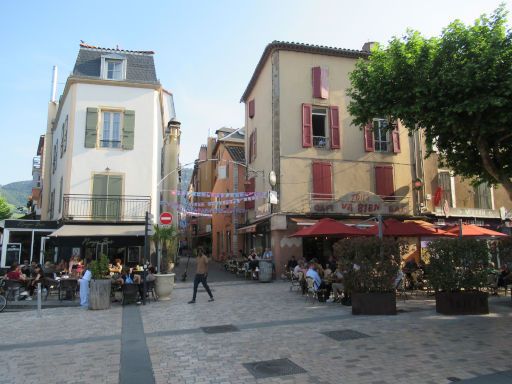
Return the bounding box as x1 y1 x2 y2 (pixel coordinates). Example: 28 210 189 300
0 260 511 384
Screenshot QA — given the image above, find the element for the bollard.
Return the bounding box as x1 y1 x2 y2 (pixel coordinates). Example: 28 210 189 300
37 282 42 318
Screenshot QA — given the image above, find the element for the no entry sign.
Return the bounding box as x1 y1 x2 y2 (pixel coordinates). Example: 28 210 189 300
160 212 173 226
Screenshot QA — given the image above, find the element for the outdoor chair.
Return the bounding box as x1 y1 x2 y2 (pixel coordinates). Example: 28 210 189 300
59 279 78 301
289 272 301 291
3 280 23 301
122 283 140 305
146 280 158 302
305 277 317 302
44 277 60 301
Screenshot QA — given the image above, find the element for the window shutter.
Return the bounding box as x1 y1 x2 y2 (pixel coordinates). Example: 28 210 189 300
329 106 340 149
312 162 332 199
248 99 255 118
302 104 312 147
312 67 328 99
248 132 253 163
375 165 394 197
122 110 135 150
392 124 401 153
364 122 374 152
85 107 98 148
245 178 255 209
253 128 257 161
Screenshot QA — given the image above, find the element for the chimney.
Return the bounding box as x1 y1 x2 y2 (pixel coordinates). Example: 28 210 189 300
51 66 58 103
361 42 377 53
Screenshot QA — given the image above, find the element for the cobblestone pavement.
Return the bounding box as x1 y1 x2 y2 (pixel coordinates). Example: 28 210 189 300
0 261 511 384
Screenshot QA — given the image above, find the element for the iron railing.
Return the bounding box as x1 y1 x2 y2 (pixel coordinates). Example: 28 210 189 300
62 194 151 222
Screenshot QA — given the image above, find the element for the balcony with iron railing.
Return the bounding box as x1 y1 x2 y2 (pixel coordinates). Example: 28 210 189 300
62 194 151 222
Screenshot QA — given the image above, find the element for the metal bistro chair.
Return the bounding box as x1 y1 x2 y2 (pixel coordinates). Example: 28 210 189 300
305 277 317 302
3 280 23 301
145 280 158 302
59 279 78 301
44 277 60 301
122 283 140 305
290 271 301 291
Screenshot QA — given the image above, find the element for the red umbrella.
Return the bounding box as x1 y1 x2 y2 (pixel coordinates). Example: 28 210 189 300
445 224 508 238
365 218 454 237
290 218 367 237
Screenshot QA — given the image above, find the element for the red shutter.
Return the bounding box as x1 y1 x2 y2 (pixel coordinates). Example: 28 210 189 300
253 128 257 161
249 99 255 118
248 132 253 163
312 162 332 199
329 106 340 149
392 123 401 153
375 165 394 197
245 178 255 209
312 67 328 99
364 122 374 152
302 104 312 147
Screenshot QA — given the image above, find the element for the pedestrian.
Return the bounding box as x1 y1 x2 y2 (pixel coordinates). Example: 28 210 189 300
188 247 214 304
79 267 92 308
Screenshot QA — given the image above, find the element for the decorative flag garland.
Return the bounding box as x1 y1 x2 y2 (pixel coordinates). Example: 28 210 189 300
165 190 267 198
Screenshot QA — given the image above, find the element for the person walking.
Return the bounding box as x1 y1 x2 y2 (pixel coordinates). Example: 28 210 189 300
188 247 214 303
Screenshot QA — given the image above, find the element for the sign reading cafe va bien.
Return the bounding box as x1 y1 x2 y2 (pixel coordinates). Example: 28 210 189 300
311 191 409 215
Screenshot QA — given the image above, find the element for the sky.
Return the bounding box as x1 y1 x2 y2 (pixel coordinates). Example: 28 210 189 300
0 0 508 185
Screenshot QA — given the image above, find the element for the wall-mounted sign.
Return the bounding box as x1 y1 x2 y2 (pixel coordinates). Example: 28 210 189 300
434 207 500 219
310 191 409 215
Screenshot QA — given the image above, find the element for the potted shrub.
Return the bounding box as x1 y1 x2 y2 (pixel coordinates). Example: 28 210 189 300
427 238 489 315
334 237 405 315
88 255 112 310
152 225 178 300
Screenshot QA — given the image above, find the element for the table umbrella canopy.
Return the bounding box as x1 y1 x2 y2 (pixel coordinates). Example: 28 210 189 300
290 218 368 237
365 218 455 237
445 224 508 238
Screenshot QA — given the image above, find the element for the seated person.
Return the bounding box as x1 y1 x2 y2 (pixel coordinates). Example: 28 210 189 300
44 261 56 275
110 258 123 273
287 256 298 271
28 264 45 298
6 263 27 282
56 259 67 274
116 267 141 285
20 260 31 277
331 263 346 302
146 266 156 282
293 261 307 278
306 262 331 301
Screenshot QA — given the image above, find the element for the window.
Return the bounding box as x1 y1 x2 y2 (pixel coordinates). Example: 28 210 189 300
100 111 122 148
375 165 394 198
438 171 454 207
245 178 255 209
52 141 58 174
312 162 333 199
60 116 68 158
58 177 63 214
373 119 390 152
249 129 257 162
312 108 329 148
474 183 492 209
92 174 123 220
49 189 55 218
106 60 122 80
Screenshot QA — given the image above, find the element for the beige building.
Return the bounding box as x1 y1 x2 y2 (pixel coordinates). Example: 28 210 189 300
240 41 417 273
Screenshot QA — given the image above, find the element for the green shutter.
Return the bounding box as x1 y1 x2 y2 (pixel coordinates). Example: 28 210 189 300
123 110 135 150
85 108 98 148
107 175 123 220
92 174 108 219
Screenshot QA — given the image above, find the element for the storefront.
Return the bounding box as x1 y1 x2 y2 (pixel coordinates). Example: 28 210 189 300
0 220 59 268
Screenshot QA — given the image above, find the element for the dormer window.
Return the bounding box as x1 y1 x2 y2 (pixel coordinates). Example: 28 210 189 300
100 53 126 80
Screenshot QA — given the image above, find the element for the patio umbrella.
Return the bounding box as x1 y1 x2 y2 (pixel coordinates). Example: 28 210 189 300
365 218 455 237
445 224 508 238
289 218 368 237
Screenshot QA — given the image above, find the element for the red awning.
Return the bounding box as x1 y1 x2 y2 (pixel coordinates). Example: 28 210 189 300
365 218 454 237
290 218 367 237
445 224 508 238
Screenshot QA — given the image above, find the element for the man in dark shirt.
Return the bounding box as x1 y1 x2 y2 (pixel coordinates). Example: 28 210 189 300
286 256 298 270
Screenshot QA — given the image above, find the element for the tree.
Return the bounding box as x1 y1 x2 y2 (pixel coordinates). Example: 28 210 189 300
348 6 512 199
151 225 178 273
0 196 11 220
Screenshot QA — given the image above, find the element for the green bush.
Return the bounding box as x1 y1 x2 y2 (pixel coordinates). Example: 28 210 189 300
333 237 406 293
427 238 489 292
89 255 110 280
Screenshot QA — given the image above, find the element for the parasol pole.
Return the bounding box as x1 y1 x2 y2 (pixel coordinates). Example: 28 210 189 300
458 218 463 239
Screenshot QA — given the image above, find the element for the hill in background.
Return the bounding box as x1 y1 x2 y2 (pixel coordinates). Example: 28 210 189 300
0 180 32 209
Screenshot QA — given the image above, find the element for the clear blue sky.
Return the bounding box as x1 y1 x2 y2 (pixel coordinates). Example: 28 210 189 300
0 0 507 185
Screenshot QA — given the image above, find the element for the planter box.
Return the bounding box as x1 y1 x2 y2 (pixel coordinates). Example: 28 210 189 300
352 292 396 315
155 273 175 301
89 279 112 310
435 291 489 315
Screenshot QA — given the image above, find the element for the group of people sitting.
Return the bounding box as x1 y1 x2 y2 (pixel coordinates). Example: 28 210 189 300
3 261 46 300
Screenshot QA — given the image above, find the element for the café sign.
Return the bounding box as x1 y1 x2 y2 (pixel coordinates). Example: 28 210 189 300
310 191 409 215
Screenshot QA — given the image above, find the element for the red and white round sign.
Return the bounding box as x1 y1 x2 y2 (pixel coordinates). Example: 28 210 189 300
160 212 173 225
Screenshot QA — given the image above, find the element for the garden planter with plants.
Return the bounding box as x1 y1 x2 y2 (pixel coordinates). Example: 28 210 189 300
427 238 490 315
334 237 406 316
88 255 112 310
152 224 178 300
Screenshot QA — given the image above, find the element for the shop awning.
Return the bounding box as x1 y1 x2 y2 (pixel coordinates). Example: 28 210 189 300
237 224 257 234
290 218 368 237
49 224 145 237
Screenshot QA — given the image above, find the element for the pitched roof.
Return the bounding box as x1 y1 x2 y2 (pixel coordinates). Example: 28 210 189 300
240 41 369 102
72 43 158 84
225 145 245 163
